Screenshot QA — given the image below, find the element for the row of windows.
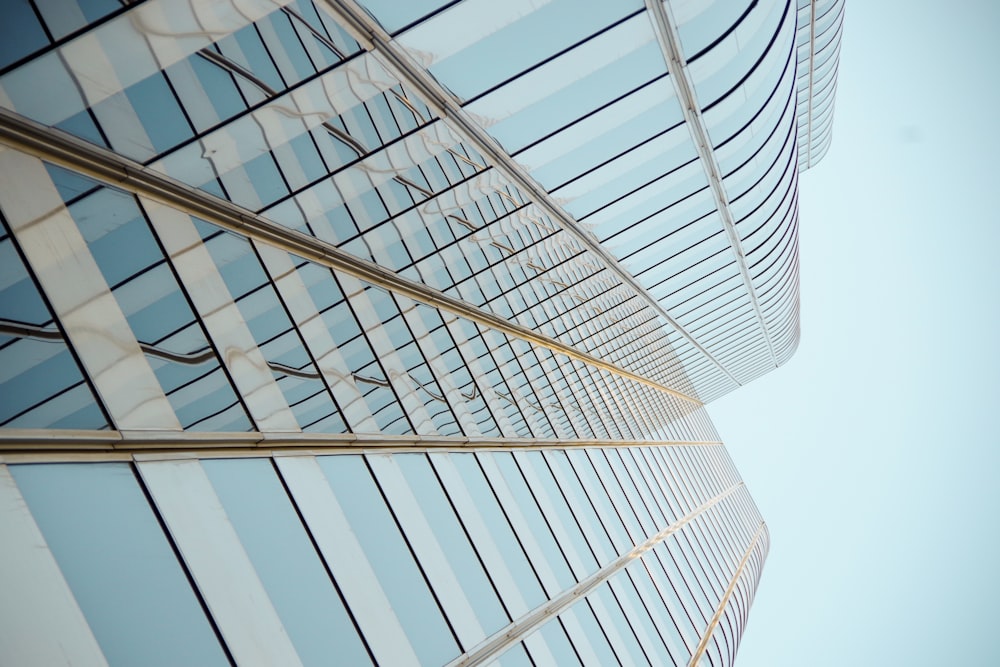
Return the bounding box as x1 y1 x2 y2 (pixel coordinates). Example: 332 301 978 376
0 0 838 404
3 444 761 666
1 152 716 440
0 0 774 401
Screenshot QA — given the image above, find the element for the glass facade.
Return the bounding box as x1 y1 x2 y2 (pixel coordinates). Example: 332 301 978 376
0 0 840 665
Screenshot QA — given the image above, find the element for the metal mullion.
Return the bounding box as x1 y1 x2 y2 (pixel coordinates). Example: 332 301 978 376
567 358 620 440
0 220 115 428
389 292 467 435
582 366 633 441
516 344 569 439
444 480 742 667
1 110 705 408
497 337 560 438
647 0 794 375
472 329 537 437
551 355 608 439
615 447 669 530
688 523 766 667
481 336 542 434
643 547 701 653
422 314 502 436
653 447 698 515
629 446 682 522
535 347 584 439
667 533 717 625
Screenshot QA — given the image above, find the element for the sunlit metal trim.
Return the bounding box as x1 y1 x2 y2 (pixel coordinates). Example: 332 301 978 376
688 520 767 667
646 0 780 372
0 428 723 458
445 482 745 667
0 108 703 408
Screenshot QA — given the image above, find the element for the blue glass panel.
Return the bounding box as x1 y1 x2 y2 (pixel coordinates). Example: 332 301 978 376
271 11 318 81
44 163 102 204
319 454 461 665
227 25 285 91
534 617 582 666
68 188 163 287
1 340 88 424
395 454 510 634
0 232 108 429
492 452 575 589
0 0 49 70
427 0 643 101
483 42 666 153
55 109 108 149
10 463 229 667
188 54 247 121
0 238 50 325
124 74 194 155
356 0 452 33
203 458 373 667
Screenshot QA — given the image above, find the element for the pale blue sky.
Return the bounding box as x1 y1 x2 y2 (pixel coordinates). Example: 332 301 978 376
711 1 1000 664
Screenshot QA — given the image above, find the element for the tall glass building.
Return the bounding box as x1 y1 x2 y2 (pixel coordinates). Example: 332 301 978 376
0 0 842 665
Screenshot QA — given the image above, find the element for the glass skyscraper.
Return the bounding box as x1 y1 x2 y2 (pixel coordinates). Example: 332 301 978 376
0 0 842 665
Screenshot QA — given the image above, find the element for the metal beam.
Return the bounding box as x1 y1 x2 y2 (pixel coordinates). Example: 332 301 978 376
446 482 745 667
0 108 703 407
688 520 767 666
0 427 723 458
646 0 779 372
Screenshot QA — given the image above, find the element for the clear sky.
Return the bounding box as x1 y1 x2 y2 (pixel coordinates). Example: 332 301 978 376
710 1 1000 664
